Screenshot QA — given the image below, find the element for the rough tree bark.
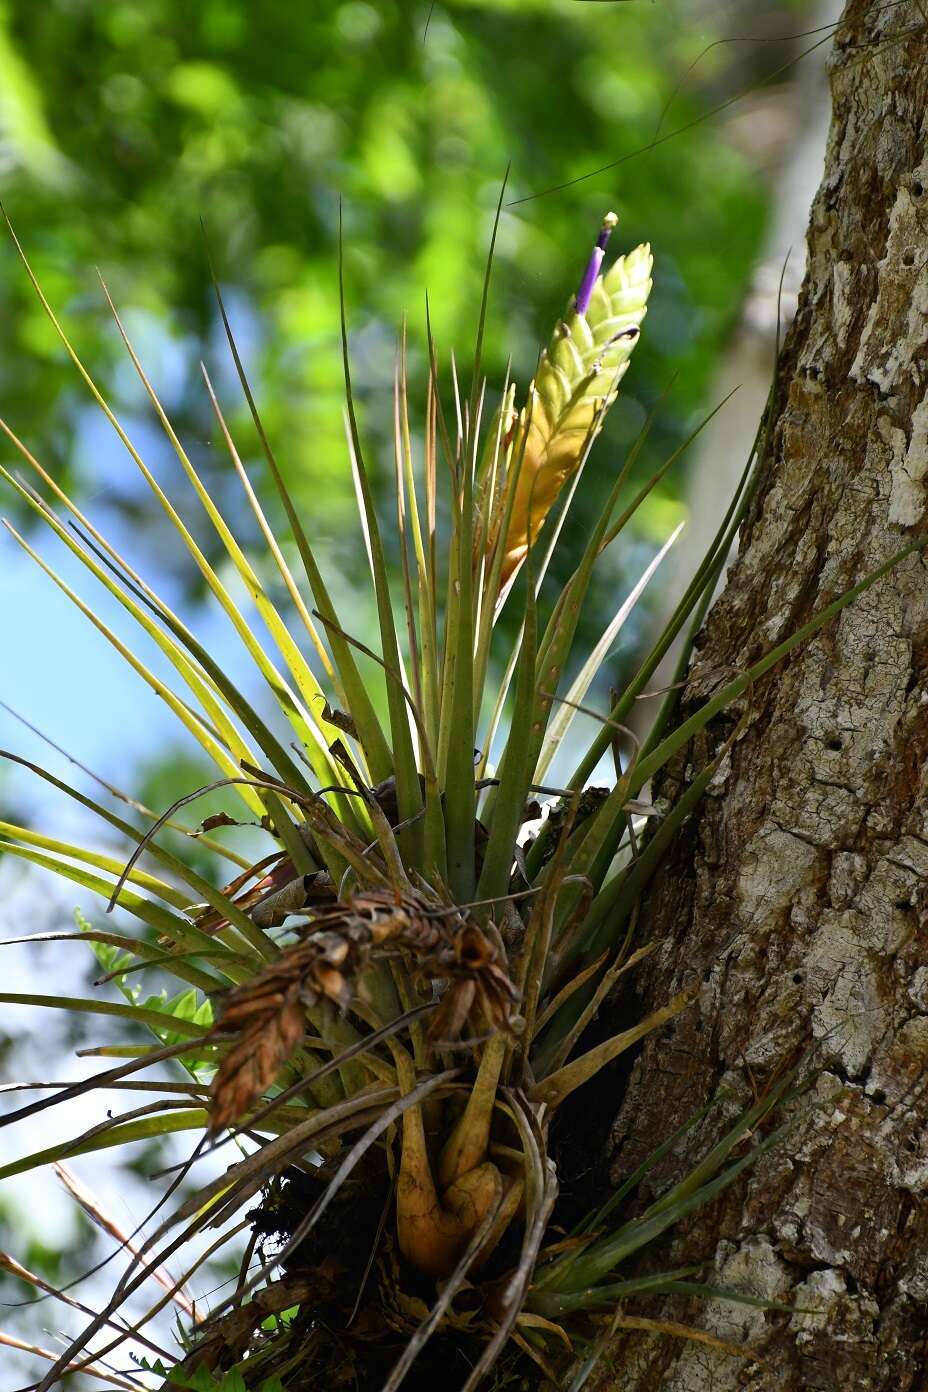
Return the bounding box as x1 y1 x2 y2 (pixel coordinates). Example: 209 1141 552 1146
634 0 838 740
601 4 928 1389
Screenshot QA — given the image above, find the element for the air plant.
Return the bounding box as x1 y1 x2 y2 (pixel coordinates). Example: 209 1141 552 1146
0 201 919 1392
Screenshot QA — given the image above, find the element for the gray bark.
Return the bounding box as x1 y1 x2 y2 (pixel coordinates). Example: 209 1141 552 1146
601 4 928 1388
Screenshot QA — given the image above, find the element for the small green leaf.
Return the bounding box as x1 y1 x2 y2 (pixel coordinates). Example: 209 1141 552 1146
0 991 210 1038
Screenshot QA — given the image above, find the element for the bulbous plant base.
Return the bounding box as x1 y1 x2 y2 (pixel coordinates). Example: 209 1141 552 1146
397 1160 503 1278
176 1162 532 1390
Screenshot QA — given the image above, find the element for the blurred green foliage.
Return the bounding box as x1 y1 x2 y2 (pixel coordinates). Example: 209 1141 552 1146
0 0 768 579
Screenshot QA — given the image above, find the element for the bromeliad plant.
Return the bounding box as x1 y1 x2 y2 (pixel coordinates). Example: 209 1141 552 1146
0 205 918 1391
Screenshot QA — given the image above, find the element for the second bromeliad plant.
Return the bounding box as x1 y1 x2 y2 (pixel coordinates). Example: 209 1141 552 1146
1 204 914 1389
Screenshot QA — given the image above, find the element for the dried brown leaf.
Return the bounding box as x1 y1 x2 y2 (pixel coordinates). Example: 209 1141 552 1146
208 888 519 1129
209 963 307 1133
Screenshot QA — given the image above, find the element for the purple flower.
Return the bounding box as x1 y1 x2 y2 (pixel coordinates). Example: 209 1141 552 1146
575 211 618 317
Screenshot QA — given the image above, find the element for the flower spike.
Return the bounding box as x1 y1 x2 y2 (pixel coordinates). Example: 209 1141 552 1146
575 210 618 317
492 214 652 585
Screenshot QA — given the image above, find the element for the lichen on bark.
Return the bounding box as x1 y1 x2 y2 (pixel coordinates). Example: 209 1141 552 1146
598 4 928 1388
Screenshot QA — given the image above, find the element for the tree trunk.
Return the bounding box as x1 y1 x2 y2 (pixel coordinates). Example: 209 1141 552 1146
632 0 838 745
601 5 928 1389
